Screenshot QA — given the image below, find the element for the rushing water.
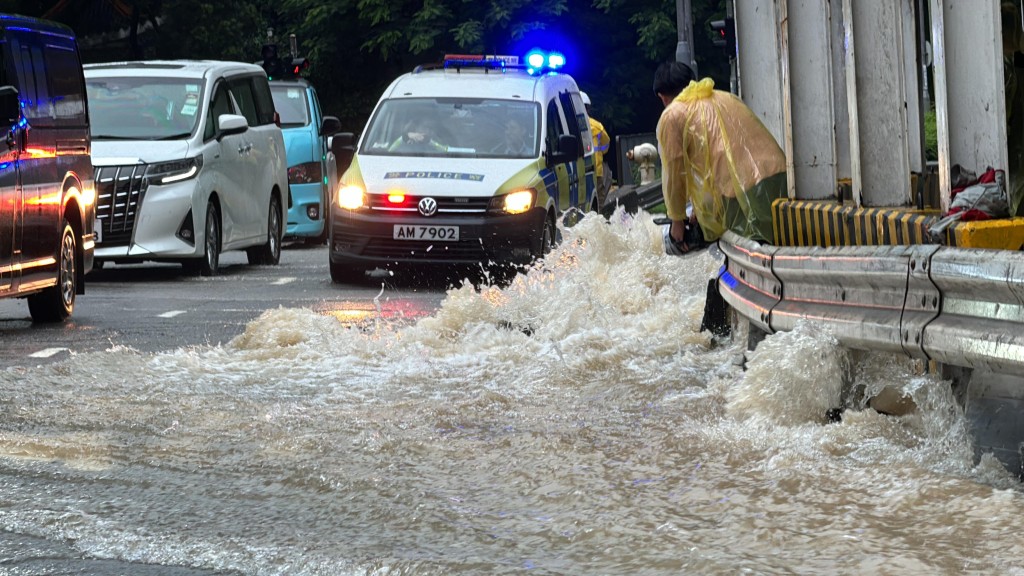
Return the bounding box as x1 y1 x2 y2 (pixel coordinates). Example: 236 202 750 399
1 211 1023 575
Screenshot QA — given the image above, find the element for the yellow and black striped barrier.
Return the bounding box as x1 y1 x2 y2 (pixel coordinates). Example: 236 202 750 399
771 200 1024 250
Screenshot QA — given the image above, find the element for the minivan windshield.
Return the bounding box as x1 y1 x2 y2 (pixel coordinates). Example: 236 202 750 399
270 84 310 127
360 98 541 159
86 76 205 140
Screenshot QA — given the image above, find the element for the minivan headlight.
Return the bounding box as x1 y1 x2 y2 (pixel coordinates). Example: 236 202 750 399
147 156 203 185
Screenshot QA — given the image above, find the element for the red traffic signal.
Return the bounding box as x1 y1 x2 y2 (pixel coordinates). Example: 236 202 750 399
710 18 736 57
289 57 310 76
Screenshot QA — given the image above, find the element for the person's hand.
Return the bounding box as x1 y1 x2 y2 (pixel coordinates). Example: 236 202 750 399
670 219 690 252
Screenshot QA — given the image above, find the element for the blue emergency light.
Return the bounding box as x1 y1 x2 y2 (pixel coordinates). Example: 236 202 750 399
524 50 566 74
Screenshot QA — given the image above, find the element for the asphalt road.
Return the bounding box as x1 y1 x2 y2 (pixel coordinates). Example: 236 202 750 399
0 241 455 370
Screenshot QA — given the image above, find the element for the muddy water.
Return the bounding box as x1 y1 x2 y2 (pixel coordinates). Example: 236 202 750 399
1 211 1022 575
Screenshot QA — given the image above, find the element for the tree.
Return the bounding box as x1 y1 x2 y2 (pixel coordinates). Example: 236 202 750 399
24 0 728 148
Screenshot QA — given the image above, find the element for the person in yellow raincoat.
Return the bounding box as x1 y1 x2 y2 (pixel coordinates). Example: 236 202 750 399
654 61 787 250
581 91 611 208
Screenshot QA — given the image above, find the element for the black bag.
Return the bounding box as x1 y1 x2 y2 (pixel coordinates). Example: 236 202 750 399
700 277 730 337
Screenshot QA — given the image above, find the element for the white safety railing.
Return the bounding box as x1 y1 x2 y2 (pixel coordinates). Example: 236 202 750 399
717 231 1024 375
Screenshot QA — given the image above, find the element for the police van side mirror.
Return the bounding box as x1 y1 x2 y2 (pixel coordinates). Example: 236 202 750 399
547 134 580 165
321 115 341 137
331 132 355 176
0 85 20 126
217 113 248 139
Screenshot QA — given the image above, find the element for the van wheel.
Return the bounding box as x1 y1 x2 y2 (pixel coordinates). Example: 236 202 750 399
248 195 282 265
330 261 364 284
184 202 220 276
533 213 555 259
28 220 77 323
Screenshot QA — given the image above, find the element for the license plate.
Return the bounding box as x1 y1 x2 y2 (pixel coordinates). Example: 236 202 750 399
393 225 459 241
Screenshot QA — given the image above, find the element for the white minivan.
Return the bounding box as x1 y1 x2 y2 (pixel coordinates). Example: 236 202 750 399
84 60 288 275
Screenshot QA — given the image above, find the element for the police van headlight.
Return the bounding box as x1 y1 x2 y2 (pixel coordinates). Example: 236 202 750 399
488 189 535 215
337 185 366 210
147 156 203 185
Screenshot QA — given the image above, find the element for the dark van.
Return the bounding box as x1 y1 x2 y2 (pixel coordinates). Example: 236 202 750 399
0 14 94 322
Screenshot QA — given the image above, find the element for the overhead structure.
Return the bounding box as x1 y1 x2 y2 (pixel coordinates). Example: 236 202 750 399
733 0 1008 215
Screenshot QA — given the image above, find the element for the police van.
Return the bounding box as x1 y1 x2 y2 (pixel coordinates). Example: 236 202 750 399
328 52 595 283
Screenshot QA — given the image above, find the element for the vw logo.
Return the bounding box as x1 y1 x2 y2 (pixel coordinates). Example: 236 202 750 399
418 197 438 217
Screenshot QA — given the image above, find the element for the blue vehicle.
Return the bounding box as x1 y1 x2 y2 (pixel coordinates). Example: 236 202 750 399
270 78 341 243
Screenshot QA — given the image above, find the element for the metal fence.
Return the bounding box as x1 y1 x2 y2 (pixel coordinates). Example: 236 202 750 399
717 231 1024 375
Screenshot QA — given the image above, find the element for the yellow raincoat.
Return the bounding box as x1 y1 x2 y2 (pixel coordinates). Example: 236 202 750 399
656 78 787 242
589 116 611 204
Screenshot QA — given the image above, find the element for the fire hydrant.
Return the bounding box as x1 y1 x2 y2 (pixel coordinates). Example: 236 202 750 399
626 142 658 185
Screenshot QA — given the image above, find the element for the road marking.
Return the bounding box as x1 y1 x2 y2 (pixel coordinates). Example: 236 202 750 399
30 348 67 358
272 277 296 285
158 310 187 318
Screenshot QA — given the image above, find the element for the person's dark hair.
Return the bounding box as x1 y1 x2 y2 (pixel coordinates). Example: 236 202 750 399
653 61 695 98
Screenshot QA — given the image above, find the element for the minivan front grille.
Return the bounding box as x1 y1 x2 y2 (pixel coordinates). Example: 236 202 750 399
94 164 149 246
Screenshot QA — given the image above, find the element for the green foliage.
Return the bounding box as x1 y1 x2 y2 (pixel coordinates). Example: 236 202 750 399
28 0 730 157
925 107 938 161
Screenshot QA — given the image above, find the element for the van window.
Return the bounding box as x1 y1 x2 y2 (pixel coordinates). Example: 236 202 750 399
87 76 204 139
567 91 593 156
546 99 566 150
250 75 276 125
44 44 86 126
204 82 233 140
360 97 540 159
9 37 51 124
228 78 259 126
559 91 590 156
270 84 310 127
0 43 7 87
310 88 323 127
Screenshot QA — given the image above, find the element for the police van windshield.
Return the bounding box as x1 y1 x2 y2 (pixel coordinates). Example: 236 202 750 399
360 98 540 159
270 84 310 127
86 76 204 140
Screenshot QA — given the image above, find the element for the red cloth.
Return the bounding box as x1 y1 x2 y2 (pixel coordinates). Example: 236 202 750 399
948 167 1002 221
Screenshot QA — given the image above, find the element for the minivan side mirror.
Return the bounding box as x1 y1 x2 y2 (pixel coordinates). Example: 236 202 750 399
321 115 342 137
547 134 580 165
0 85 20 125
217 113 248 138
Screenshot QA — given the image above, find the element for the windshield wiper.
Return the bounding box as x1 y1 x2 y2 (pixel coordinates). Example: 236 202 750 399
153 132 192 141
92 134 140 140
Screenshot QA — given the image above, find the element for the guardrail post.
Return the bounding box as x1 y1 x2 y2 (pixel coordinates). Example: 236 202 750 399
901 245 942 359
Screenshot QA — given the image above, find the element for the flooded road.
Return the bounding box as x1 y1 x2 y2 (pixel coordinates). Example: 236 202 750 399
1 211 1023 575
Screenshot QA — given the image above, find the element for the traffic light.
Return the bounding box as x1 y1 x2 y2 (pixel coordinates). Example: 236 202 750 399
261 43 286 79
288 57 310 77
710 17 736 58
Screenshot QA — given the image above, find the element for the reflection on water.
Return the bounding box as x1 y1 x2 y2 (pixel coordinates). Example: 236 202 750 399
1 210 1022 575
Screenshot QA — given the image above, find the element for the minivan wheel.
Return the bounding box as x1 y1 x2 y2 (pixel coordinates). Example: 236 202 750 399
248 195 282 265
184 202 220 276
28 219 76 323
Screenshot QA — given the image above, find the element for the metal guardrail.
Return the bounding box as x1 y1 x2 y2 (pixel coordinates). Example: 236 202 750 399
717 231 1024 375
